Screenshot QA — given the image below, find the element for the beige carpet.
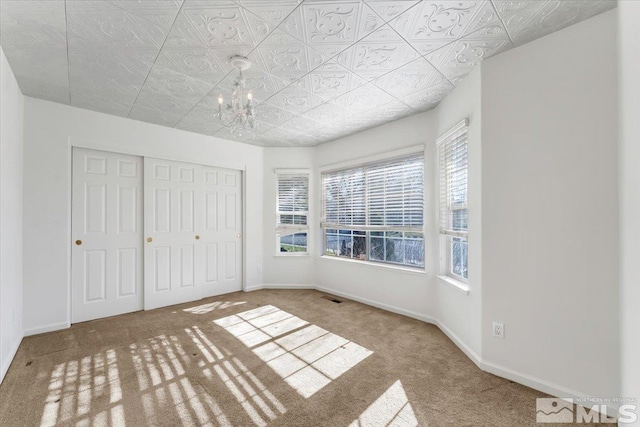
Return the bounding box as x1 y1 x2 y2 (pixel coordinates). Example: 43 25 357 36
0 289 592 426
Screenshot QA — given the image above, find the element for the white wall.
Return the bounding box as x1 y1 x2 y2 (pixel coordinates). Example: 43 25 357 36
432 67 482 358
261 148 316 288
618 0 640 416
0 47 24 383
313 112 439 322
22 98 264 335
480 10 619 398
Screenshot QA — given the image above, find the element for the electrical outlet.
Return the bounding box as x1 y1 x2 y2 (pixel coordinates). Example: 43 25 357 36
257 265 263 273
493 322 505 339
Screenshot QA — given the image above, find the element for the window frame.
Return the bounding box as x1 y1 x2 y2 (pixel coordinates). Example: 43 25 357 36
437 119 469 284
320 146 426 270
275 168 310 257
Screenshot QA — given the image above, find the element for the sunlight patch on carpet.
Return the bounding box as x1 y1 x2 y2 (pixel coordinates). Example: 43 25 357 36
215 305 373 398
348 380 417 427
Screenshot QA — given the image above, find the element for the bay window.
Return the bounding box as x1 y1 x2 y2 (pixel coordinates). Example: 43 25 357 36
321 152 425 268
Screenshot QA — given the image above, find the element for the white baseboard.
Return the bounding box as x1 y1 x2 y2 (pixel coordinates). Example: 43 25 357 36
23 321 70 337
0 334 23 384
435 318 483 367
278 284 607 410
14 286 610 415
315 285 437 324
244 284 315 292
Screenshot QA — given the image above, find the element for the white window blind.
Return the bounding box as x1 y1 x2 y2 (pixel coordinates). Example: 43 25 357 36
439 120 468 238
321 154 424 232
276 171 309 236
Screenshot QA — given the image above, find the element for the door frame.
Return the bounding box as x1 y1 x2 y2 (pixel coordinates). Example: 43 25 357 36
68 138 248 322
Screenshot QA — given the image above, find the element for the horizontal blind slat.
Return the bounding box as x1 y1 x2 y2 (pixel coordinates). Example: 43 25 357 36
439 124 468 236
321 153 424 229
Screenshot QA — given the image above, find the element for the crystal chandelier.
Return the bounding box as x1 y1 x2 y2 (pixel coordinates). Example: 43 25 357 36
216 55 255 134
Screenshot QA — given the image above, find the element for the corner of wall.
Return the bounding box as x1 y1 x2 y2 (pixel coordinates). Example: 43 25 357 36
0 46 26 384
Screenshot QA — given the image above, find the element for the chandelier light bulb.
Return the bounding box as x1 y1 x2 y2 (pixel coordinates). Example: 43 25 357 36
218 94 224 105
247 91 253 101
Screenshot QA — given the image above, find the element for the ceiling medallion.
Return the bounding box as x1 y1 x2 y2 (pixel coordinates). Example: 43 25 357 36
216 55 256 135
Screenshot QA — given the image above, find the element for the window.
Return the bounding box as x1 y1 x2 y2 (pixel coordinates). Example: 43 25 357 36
321 152 424 268
276 170 309 255
438 119 468 281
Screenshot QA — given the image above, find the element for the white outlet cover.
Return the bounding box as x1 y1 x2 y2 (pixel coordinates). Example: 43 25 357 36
493 322 505 339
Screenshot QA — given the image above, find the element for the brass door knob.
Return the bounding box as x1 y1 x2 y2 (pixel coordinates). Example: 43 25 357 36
236 233 242 238
75 240 82 246
195 235 200 240
147 237 153 243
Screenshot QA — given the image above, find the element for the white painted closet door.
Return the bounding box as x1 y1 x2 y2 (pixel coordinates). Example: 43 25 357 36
144 158 203 310
201 166 242 297
71 148 143 323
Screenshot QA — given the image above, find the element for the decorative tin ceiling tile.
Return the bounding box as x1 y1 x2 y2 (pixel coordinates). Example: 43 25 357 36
304 101 347 124
163 12 208 48
175 114 224 135
111 0 183 10
256 31 326 77
132 89 196 117
67 4 177 50
504 0 616 46
252 103 298 126
183 4 271 48
238 0 302 27
68 48 156 82
300 1 383 45
265 85 324 114
336 82 396 115
426 24 511 85
156 48 231 81
279 115 325 135
0 0 616 146
129 105 187 126
70 73 142 105
372 56 440 98
363 1 421 22
72 94 133 117
307 61 366 100
0 2 67 50
2 47 70 104
390 1 498 43
336 24 420 81
214 126 265 143
142 66 215 102
400 74 454 110
16 75 70 105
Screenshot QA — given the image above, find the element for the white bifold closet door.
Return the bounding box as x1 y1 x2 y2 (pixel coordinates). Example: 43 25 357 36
71 148 144 323
144 158 242 310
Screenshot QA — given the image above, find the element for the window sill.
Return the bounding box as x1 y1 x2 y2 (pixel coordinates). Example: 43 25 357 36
437 275 470 295
274 253 310 257
319 255 426 276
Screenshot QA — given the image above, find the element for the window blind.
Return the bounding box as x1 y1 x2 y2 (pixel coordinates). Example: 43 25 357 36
276 172 309 235
321 154 424 232
438 120 468 238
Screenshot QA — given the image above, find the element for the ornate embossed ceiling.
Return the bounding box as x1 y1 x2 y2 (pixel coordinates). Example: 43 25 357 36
0 0 616 146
